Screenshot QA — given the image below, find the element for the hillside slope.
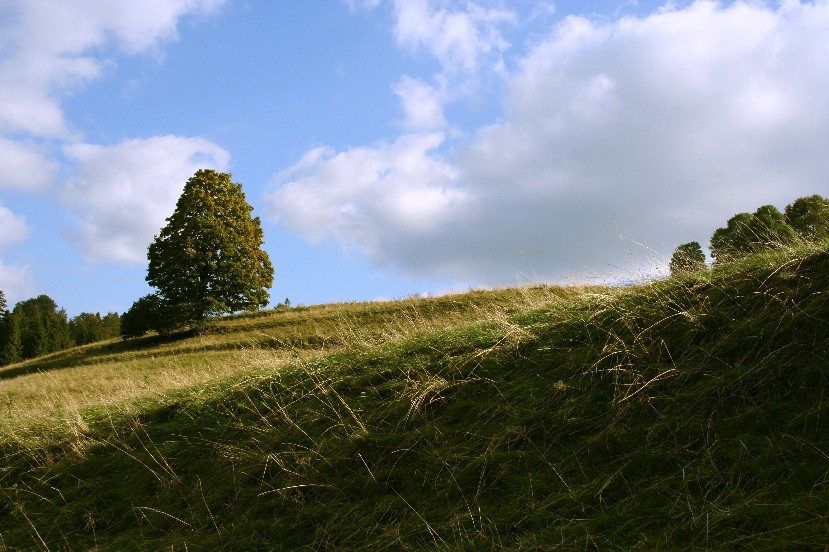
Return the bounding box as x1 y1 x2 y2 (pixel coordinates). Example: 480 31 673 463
1 246 828 550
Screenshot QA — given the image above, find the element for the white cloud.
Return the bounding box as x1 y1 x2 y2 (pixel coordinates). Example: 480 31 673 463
372 2 520 150
0 138 55 190
0 0 226 139
0 202 29 249
393 76 448 131
463 0 829 231
0 258 32 306
62 135 230 263
392 0 515 73
269 132 469 256
0 199 31 307
270 0 829 284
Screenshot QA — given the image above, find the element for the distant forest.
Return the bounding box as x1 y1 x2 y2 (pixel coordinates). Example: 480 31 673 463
0 293 119 366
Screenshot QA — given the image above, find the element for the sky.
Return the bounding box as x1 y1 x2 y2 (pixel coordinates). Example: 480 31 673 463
1 0 828 317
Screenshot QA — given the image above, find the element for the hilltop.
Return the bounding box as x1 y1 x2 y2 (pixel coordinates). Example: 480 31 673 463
1 244 828 550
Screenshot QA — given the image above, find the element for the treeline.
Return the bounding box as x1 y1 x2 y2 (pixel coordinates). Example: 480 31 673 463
0 292 120 366
670 194 829 275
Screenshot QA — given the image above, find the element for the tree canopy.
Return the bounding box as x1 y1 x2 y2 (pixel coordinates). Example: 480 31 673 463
69 312 120 345
709 204 797 263
753 204 798 246
669 241 706 276
785 194 829 241
120 294 166 339
141 169 274 334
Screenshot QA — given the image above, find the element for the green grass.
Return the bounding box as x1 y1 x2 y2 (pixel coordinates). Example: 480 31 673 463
1 246 828 550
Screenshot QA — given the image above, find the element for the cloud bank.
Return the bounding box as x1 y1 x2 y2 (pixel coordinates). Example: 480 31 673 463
269 0 829 284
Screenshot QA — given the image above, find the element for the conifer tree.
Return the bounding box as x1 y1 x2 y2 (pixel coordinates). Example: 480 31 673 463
0 309 21 365
4 296 72 360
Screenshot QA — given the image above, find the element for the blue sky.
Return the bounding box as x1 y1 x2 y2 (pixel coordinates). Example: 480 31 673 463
1 0 827 317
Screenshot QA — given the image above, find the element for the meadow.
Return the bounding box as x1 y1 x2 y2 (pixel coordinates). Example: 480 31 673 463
1 244 827 550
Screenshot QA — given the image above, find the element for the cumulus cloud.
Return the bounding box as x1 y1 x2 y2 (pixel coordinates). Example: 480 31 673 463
392 0 515 73
393 76 448 131
0 202 29 249
270 0 829 284
461 1 829 258
269 132 469 261
0 259 32 306
62 135 230 263
0 139 55 190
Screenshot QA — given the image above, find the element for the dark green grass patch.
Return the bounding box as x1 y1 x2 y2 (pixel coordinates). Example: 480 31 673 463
1 247 828 549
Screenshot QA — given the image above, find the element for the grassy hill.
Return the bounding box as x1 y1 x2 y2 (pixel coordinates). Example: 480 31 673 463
1 245 827 550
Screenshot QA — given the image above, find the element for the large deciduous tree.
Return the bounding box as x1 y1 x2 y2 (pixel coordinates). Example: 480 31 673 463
144 169 274 332
784 194 829 242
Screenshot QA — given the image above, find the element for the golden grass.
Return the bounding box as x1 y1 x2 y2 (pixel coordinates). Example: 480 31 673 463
0 284 586 444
